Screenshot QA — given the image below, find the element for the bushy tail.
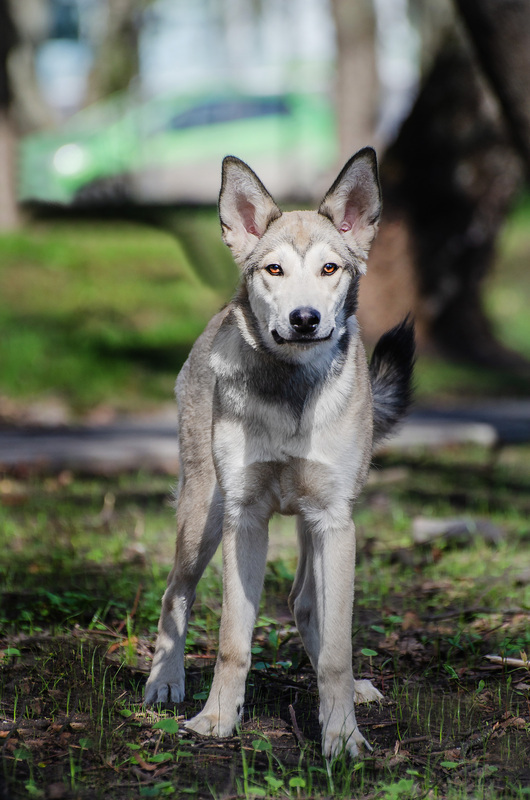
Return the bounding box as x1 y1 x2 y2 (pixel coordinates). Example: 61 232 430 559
369 316 415 446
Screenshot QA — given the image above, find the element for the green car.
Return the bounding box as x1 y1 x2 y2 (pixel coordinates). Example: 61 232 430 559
19 90 337 205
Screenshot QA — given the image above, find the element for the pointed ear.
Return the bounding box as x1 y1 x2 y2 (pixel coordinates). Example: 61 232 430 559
318 147 381 267
219 156 282 265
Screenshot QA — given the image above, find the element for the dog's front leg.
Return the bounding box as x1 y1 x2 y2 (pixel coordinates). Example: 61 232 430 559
185 502 269 737
308 515 376 759
145 482 224 706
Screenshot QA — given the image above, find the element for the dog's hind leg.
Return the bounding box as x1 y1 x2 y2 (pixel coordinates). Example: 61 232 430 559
144 478 224 706
289 517 382 710
289 516 319 668
294 512 382 759
185 500 270 737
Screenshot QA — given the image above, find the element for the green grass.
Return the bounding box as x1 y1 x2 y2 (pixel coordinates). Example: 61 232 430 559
414 191 530 402
1 446 529 798
0 218 224 413
0 194 530 415
487 193 530 360
1 200 530 796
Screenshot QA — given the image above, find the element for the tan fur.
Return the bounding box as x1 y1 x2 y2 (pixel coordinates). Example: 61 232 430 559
145 150 392 759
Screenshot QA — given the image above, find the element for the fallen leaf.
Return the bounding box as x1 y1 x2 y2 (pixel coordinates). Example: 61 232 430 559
507 717 527 730
399 637 425 657
47 783 67 799
387 751 410 767
378 632 399 651
402 611 421 631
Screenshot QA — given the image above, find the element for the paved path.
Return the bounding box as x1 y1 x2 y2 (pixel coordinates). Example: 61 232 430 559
0 402 528 473
0 422 181 473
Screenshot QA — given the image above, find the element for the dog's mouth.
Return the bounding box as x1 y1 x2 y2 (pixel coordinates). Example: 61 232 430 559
271 329 334 345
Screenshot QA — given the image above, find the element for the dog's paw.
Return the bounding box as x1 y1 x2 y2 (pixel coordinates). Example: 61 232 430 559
354 679 383 704
144 680 185 706
322 724 372 760
184 710 238 738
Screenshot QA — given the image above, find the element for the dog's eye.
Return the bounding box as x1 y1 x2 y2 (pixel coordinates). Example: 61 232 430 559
265 264 283 276
322 263 339 276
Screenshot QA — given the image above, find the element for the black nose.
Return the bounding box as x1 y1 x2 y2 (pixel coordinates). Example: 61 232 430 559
289 307 321 335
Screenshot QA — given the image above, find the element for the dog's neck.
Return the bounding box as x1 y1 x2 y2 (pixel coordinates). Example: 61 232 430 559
210 292 353 419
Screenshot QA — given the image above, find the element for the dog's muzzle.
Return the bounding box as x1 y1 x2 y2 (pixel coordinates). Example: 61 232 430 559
272 306 333 345
289 307 321 335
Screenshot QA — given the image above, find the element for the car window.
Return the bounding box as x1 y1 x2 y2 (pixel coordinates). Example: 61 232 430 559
166 97 290 131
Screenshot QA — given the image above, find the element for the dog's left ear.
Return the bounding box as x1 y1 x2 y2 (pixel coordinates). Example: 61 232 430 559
219 156 282 265
319 147 381 266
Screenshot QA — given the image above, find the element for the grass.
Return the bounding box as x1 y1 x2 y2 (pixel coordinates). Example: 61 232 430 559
0 217 224 414
1 198 530 795
487 194 530 361
0 193 529 416
414 190 530 402
1 444 530 798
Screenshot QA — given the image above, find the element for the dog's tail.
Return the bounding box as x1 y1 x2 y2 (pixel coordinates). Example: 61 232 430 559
369 316 415 447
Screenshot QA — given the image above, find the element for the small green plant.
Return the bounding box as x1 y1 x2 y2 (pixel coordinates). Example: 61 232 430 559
377 778 417 799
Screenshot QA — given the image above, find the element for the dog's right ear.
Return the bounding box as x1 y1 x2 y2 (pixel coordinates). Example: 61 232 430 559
219 157 282 265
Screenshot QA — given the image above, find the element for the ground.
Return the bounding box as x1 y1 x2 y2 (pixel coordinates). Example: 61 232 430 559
1 200 530 797
1 446 529 799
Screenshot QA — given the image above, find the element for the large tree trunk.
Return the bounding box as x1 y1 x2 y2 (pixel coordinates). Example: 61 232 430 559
358 35 524 367
455 0 530 175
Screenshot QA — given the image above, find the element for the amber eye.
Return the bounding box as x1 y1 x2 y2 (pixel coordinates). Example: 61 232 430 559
265 264 283 276
322 263 339 276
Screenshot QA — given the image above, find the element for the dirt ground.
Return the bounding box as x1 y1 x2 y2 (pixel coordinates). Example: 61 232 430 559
2 604 529 800
1 447 530 798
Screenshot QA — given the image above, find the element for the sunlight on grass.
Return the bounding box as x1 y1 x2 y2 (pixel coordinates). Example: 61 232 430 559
487 192 530 359
1 194 530 415
0 220 224 413
1 201 530 797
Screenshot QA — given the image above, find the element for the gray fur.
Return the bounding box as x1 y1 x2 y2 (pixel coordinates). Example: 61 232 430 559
145 149 414 759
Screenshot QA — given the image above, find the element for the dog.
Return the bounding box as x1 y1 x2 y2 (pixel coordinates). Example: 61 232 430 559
144 148 414 759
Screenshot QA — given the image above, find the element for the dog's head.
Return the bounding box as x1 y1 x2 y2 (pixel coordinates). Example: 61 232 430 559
219 149 381 362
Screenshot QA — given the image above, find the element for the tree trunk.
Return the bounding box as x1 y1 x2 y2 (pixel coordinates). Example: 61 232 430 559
329 0 379 162
87 0 140 100
0 0 19 230
455 0 530 176
8 0 55 133
358 35 524 367
0 110 19 230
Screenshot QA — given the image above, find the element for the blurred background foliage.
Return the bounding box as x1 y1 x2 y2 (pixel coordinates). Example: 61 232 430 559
0 0 529 417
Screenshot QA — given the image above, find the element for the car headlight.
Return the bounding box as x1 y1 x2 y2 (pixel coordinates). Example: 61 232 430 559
52 143 88 176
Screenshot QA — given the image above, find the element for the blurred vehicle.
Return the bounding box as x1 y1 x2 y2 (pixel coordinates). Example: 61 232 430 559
18 90 337 205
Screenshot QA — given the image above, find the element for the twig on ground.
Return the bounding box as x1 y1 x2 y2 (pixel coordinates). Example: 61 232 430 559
116 583 143 634
485 654 529 668
398 734 431 746
288 702 305 748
